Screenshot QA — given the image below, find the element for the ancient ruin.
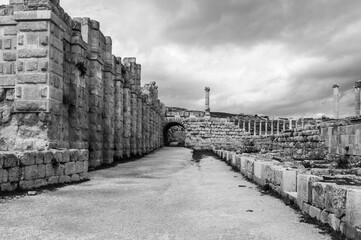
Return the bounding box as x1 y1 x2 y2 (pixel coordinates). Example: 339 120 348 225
1 0 361 239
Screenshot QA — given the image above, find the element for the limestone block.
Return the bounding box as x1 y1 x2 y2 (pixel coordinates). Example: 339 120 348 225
346 188 361 228
18 21 48 31
0 169 8 183
320 209 329 224
59 175 71 184
281 169 297 192
71 174 80 182
273 166 283 186
8 167 20 182
48 176 59 185
302 202 311 214
309 205 321 220
253 161 264 185
311 182 328 209
24 165 38 180
324 184 347 218
3 154 17 168
44 151 53 164
34 179 46 188
64 162 76 175
35 152 44 164
1 183 17 191
327 213 341 231
62 151 70 163
19 180 35 190
19 152 35 166
37 164 46 178
297 174 322 204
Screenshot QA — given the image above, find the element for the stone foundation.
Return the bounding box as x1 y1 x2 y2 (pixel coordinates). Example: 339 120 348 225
0 149 88 191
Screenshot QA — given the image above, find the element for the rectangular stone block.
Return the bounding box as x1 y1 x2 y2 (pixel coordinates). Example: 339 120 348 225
0 76 16 86
0 169 8 183
15 100 48 112
18 21 48 32
64 162 75 175
282 169 297 192
3 154 17 168
3 52 16 61
17 73 48 84
309 205 321 220
297 174 322 204
19 180 35 190
346 188 361 228
18 48 48 58
24 165 38 180
8 167 20 182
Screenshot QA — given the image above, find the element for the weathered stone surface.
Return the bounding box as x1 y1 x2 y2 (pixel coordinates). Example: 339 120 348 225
327 213 341 231
309 206 321 220
346 188 361 229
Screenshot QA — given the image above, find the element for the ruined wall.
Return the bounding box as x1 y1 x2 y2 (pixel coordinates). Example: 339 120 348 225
0 0 165 191
184 118 246 150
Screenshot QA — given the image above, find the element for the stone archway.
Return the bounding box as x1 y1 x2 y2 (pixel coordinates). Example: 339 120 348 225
163 120 186 146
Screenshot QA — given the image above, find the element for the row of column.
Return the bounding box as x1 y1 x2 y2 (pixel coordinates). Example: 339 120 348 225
237 119 307 136
332 80 361 119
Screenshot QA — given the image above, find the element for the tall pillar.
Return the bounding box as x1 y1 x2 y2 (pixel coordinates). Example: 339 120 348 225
114 57 124 160
283 120 286 132
302 118 305 129
123 71 131 158
205 87 210 117
332 84 340 119
289 119 292 130
254 121 257 136
265 120 268 136
259 121 262 135
248 121 251 133
277 119 280 134
242 121 246 131
355 81 361 116
295 119 298 129
271 119 274 135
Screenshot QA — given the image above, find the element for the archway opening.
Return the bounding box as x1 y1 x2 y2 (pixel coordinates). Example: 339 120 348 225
163 122 186 147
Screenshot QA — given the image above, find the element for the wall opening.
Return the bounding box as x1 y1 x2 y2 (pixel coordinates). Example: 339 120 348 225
163 122 186 147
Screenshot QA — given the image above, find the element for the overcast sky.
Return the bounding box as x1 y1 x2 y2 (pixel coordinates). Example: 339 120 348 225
4 0 361 117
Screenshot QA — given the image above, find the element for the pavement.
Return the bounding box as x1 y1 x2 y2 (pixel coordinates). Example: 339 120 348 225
0 147 334 240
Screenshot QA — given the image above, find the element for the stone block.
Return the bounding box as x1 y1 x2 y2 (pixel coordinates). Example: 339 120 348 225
71 174 80 182
3 52 16 61
15 100 47 112
312 182 328 209
3 154 17 168
48 176 59 185
44 151 53 164
35 152 44 164
320 209 329 224
64 162 75 175
54 151 63 163
324 184 347 218
37 164 46 178
309 205 321 220
45 163 55 177
281 169 297 192
62 151 70 163
18 21 48 32
16 73 48 84
302 202 311 214
8 167 20 182
346 188 361 228
327 213 341 231
24 165 38 180
34 179 46 188
0 169 8 183
18 49 48 58
273 166 283 186
253 161 263 185
19 152 35 166
59 175 71 184
75 161 84 173
19 180 35 190
1 183 17 191
297 174 321 204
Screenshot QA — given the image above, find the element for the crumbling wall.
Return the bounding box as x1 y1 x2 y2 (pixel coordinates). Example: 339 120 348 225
0 0 165 192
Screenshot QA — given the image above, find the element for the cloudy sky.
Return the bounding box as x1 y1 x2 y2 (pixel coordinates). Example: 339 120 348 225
4 0 361 117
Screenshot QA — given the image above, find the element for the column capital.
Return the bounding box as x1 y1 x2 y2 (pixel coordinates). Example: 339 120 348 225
332 84 339 89
205 87 210 92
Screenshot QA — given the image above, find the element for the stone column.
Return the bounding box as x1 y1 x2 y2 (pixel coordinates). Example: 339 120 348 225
137 95 143 155
283 120 286 132
123 73 131 158
277 119 280 134
302 118 305 129
242 121 246 131
205 87 210 117
295 119 298 129
114 57 124 160
355 81 361 116
289 119 292 130
254 120 257 136
332 84 340 119
271 118 274 135
259 121 262 135
248 121 251 133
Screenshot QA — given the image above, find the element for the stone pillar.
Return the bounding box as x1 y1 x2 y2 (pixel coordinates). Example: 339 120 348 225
283 120 286 132
205 87 210 117
254 120 257 136
122 71 131 158
332 84 340 119
102 37 115 164
83 19 104 167
242 121 246 131
277 119 280 134
289 119 292 130
248 121 251 133
295 119 298 129
114 57 124 160
302 118 305 129
141 95 147 154
355 81 361 116
271 118 274 135
265 120 268 136
259 121 262 135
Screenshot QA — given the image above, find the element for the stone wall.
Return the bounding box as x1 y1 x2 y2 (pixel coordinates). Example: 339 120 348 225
0 0 165 192
215 149 361 240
